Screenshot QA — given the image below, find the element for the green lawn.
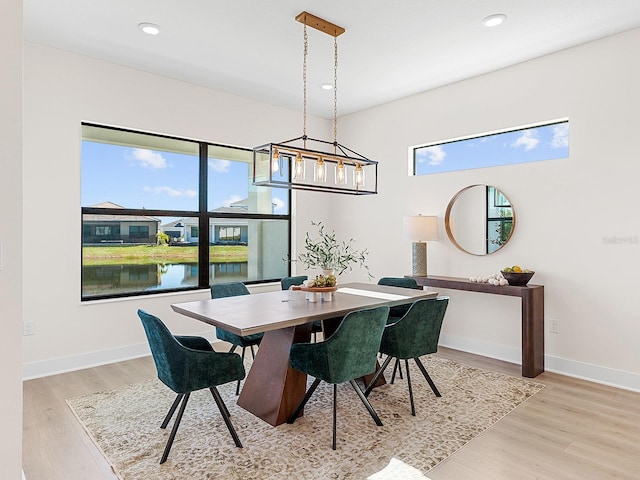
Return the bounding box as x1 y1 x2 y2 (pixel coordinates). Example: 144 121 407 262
82 244 248 266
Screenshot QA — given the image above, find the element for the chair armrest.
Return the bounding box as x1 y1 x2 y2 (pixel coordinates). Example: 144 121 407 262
175 335 214 352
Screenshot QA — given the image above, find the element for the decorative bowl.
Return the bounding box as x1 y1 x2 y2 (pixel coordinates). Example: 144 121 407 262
500 271 535 286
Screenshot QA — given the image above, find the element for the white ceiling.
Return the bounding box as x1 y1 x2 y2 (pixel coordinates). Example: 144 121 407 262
24 0 640 119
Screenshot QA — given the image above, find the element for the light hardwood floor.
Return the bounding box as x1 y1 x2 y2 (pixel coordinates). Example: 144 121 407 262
22 347 640 480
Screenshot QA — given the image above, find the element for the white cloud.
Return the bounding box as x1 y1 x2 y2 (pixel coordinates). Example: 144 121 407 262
551 124 569 148
511 129 539 151
144 186 197 197
209 159 231 173
223 194 243 207
419 145 446 165
131 148 167 169
272 197 285 211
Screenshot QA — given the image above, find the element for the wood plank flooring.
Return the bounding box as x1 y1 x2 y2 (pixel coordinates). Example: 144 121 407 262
22 347 640 480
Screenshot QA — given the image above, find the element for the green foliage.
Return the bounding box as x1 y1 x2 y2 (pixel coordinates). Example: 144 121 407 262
156 232 170 245
296 221 372 278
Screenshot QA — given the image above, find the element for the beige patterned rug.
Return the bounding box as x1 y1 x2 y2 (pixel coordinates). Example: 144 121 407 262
67 356 543 480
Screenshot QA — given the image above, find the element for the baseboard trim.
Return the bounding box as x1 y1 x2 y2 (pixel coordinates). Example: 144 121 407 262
439 333 640 393
22 331 220 380
24 332 639 393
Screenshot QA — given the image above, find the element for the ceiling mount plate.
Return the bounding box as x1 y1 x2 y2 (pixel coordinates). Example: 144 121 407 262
295 11 345 37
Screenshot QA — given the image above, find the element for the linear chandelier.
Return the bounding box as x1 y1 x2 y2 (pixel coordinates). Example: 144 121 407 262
252 11 378 195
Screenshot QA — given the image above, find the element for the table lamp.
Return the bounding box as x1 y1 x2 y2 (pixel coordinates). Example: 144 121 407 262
403 215 438 277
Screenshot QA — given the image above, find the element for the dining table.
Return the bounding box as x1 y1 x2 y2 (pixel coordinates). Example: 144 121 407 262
171 282 438 426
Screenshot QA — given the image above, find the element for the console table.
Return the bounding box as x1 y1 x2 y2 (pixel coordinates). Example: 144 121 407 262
407 275 544 378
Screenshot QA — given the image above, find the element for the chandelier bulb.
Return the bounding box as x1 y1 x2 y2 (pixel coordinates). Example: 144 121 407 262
335 160 347 185
315 157 327 183
354 163 365 188
272 148 280 172
293 152 306 180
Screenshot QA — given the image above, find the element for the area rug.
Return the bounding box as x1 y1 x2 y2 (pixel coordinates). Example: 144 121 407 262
66 356 543 479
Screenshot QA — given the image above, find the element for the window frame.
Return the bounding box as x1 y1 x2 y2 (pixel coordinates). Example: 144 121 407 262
81 123 292 301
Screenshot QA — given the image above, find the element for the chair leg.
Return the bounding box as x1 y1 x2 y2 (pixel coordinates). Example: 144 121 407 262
349 380 383 427
160 393 184 429
405 359 416 416
332 384 337 450
286 378 321 424
414 357 441 397
228 345 237 354
364 355 393 397
160 392 190 464
391 358 404 383
209 387 243 448
250 345 256 359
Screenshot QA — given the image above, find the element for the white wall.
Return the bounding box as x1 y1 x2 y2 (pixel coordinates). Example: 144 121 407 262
335 28 640 390
22 28 640 391
22 42 331 376
1 0 24 477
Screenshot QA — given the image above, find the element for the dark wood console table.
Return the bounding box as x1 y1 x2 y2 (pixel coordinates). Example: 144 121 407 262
407 275 544 378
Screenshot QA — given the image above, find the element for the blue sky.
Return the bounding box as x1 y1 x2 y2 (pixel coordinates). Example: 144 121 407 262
81 141 288 213
415 122 569 175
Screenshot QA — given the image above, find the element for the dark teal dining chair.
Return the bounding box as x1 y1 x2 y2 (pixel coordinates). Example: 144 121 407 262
210 282 264 395
376 277 423 376
137 309 245 463
287 305 390 450
280 275 308 290
281 275 323 341
377 277 421 323
364 297 449 416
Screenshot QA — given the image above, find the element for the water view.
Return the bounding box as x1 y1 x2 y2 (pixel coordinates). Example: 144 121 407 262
82 261 249 298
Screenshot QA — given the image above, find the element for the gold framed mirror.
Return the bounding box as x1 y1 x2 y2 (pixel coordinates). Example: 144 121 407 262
445 185 516 256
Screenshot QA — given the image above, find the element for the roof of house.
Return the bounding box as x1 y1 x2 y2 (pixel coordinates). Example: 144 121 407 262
84 202 160 222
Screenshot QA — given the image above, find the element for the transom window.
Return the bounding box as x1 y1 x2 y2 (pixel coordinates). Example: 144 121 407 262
81 124 290 300
412 120 569 175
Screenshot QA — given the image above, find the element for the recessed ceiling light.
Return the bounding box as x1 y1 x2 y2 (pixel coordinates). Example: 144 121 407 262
482 14 506 27
138 22 160 35
321 83 333 90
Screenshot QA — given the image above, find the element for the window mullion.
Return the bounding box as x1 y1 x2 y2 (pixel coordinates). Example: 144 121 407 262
198 143 210 289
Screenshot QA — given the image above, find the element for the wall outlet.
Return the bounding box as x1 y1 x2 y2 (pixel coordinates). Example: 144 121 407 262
549 318 559 334
24 321 35 336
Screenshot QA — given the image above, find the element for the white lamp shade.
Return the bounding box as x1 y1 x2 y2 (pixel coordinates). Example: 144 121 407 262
403 215 438 241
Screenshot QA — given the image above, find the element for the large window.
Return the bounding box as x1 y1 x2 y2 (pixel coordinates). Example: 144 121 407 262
81 124 290 300
412 120 569 175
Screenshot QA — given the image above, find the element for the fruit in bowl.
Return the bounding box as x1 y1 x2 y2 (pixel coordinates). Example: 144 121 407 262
501 266 535 286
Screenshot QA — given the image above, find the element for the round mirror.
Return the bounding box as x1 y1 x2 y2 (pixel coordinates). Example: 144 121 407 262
445 185 516 256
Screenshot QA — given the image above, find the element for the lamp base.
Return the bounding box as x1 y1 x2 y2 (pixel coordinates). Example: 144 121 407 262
411 242 428 277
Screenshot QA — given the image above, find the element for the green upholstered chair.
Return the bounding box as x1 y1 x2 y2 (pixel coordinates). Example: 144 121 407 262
364 297 449 416
281 275 323 341
377 277 421 323
280 275 308 290
376 277 422 374
210 282 264 395
137 309 245 463
287 305 390 450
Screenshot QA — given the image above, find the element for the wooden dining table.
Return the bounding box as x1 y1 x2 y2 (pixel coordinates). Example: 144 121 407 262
171 282 438 426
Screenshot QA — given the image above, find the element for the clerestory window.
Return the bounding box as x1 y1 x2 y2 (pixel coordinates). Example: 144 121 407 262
411 119 569 175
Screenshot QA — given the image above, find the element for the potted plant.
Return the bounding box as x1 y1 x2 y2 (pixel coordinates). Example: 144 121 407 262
296 221 372 279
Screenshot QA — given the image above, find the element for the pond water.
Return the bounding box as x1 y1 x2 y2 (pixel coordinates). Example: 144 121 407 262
82 262 248 298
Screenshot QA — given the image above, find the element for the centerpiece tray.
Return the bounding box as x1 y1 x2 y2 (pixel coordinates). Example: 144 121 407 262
292 285 338 293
